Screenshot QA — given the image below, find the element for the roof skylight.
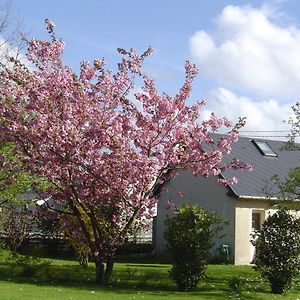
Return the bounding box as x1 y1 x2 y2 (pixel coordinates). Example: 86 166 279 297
252 140 277 157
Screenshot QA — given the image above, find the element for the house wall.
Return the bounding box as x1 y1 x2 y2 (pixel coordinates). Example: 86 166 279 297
154 171 236 261
234 198 279 265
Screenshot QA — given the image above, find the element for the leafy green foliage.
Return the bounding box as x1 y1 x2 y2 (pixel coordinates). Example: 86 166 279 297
279 167 300 201
61 214 90 268
0 207 38 251
266 167 300 210
0 141 54 251
228 276 245 297
251 209 300 294
0 141 50 206
164 204 223 291
7 251 51 277
0 142 31 205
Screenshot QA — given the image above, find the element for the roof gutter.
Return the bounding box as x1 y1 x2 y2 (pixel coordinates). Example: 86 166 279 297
238 195 279 201
220 175 280 201
220 175 282 201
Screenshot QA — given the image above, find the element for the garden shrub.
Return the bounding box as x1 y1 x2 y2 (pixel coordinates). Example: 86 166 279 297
251 209 300 294
8 252 51 277
164 204 223 291
117 241 153 255
228 276 245 296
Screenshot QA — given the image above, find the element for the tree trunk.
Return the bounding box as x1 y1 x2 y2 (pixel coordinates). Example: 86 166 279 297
79 251 89 268
104 256 114 282
94 255 115 284
95 260 105 283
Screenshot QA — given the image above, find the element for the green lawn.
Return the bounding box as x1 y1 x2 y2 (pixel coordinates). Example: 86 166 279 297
0 251 299 299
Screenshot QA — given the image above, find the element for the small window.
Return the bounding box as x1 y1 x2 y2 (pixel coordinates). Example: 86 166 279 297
252 140 277 157
252 212 262 231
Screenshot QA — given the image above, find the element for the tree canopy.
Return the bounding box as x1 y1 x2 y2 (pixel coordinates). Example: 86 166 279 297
0 20 251 283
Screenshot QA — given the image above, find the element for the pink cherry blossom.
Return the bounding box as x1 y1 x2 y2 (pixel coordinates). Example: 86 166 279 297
0 20 250 282
176 191 184 198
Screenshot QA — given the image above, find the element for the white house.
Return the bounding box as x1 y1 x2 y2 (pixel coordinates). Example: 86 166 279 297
153 135 300 265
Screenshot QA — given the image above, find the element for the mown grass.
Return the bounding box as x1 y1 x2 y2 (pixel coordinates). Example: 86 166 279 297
0 249 300 299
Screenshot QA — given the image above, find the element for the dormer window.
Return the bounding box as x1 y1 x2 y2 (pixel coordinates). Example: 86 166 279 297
252 140 277 157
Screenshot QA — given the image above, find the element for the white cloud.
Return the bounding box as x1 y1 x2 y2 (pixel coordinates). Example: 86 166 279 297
0 36 28 67
203 87 293 139
190 5 300 99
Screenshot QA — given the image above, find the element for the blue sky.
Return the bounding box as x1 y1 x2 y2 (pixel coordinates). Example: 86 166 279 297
7 0 300 139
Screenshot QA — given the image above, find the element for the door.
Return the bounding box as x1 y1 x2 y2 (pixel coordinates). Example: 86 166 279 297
250 210 264 262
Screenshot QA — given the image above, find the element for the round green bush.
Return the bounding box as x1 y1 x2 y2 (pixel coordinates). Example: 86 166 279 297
252 209 300 294
164 204 222 291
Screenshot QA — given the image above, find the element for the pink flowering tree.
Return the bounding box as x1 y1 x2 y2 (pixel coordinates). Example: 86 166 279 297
0 20 251 283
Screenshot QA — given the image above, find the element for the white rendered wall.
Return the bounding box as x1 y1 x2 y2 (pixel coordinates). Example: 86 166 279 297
154 171 236 261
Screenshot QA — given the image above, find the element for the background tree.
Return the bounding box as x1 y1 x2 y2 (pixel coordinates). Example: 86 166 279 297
0 0 33 207
270 167 300 210
164 204 223 291
0 20 251 283
266 102 300 209
60 213 91 268
0 0 26 60
0 141 51 252
0 141 38 207
251 210 300 294
288 102 300 140
0 204 38 251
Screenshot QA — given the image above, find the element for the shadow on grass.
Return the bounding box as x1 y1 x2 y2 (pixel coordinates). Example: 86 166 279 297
0 259 265 299
125 263 169 268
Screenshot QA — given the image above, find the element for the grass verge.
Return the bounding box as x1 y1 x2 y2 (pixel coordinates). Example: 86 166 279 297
0 249 299 299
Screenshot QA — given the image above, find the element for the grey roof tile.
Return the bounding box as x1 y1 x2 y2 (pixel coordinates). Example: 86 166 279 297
213 134 300 198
